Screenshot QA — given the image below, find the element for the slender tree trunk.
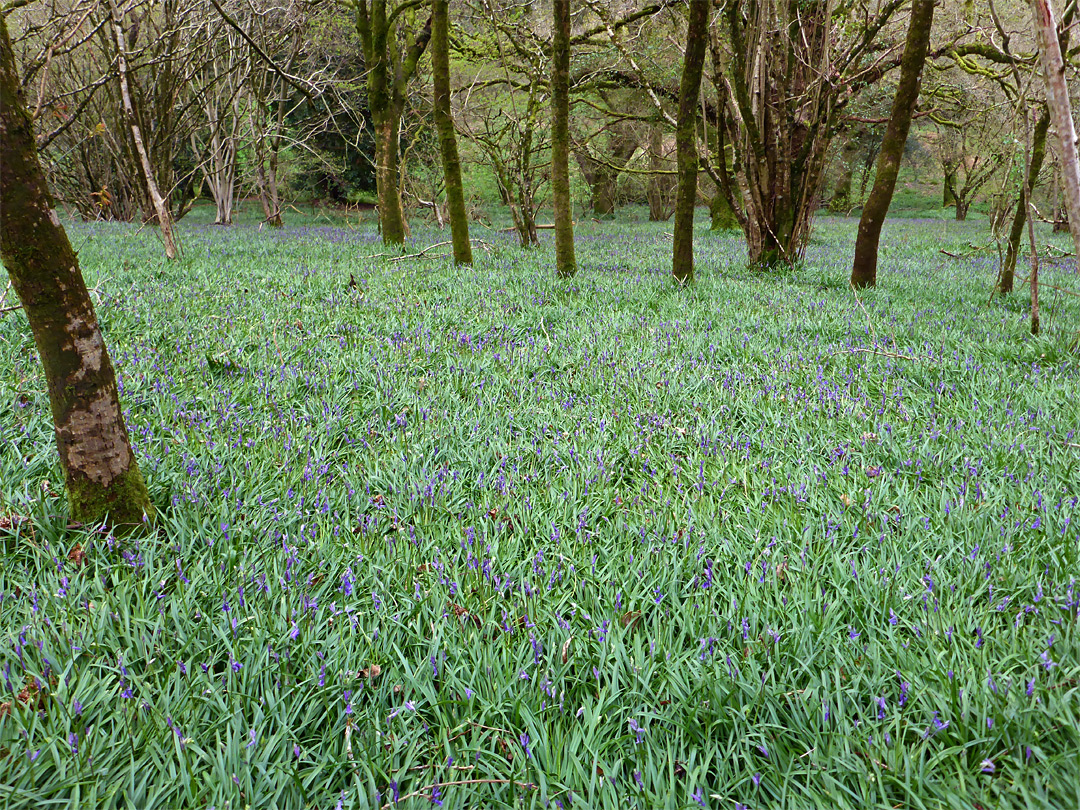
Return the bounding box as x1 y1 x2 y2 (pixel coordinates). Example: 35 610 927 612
1033 0 1080 265
108 0 177 259
672 0 709 283
955 200 968 221
265 81 286 227
1000 107 1050 294
851 0 934 288
1 16 152 528
432 1 471 265
551 0 576 277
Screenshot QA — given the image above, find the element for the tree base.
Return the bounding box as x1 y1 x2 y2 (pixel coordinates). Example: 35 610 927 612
68 465 154 531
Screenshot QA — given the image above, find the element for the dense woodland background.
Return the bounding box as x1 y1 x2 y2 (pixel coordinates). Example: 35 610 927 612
4 0 1068 238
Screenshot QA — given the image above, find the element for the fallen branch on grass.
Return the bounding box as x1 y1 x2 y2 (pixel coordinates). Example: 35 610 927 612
379 779 536 809
387 240 452 262
829 347 925 363
497 223 565 232
385 237 499 263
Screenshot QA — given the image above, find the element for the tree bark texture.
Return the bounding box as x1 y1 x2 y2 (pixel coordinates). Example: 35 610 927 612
432 0 471 265
999 107 1050 294
0 15 153 528
672 0 709 283
551 0 577 277
1033 0 1080 266
851 0 935 288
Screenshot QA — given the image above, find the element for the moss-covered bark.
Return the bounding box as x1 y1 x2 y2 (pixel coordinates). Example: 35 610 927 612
710 192 738 230
943 170 957 208
432 1 472 265
672 0 709 283
374 112 408 245
851 0 935 288
551 0 577 278
0 16 152 529
357 2 431 247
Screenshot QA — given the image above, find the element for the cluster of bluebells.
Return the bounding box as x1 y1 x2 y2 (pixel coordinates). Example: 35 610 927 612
1 218 1078 808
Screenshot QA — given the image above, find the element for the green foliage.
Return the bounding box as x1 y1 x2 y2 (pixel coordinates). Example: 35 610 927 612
1 215 1078 809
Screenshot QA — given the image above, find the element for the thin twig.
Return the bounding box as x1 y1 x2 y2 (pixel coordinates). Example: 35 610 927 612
379 779 535 809
386 241 453 262
829 347 923 362
498 223 560 232
538 317 552 351
384 237 494 263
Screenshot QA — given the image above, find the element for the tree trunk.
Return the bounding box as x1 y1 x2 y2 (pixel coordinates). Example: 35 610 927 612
851 0 935 288
829 169 854 212
672 0 709 283
999 107 1050 294
718 1 833 269
356 3 430 247
592 166 617 216
943 170 957 208
108 0 177 259
1033 0 1080 266
1 16 152 529
374 110 408 244
710 191 738 230
955 199 968 221
551 0 576 278
432 0 471 265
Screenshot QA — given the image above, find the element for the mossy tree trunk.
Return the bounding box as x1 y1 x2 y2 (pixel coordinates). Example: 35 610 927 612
943 169 957 208
672 0 709 283
357 1 431 247
551 0 576 278
709 191 738 230
999 107 1050 294
432 0 471 265
851 0 935 288
0 16 152 529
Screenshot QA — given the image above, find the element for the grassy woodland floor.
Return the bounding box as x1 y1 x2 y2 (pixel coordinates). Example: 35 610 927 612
1 213 1079 809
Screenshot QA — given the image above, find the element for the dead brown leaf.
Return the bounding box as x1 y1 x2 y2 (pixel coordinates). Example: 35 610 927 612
358 664 382 680
67 544 87 568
